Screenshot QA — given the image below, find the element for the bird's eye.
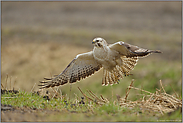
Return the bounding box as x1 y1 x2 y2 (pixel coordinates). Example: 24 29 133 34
96 40 99 42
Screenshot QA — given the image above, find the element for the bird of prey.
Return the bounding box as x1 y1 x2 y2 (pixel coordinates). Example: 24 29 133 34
39 37 161 89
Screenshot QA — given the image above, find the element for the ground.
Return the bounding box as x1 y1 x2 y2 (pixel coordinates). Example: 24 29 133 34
1 1 182 122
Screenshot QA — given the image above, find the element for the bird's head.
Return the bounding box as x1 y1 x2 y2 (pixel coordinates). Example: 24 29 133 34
92 37 108 47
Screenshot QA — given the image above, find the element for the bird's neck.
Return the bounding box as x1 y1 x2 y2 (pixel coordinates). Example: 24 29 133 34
93 45 109 60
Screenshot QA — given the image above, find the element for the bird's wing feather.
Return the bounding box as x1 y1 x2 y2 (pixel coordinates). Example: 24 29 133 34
109 41 161 58
39 51 102 89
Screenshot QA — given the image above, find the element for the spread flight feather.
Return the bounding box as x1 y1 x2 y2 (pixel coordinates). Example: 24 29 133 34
39 37 161 89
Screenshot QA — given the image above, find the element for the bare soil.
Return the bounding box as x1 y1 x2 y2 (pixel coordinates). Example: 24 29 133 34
1 104 63 122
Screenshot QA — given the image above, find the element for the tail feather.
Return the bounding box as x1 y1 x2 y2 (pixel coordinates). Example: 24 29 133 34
111 71 120 84
116 66 124 79
111 72 117 84
105 71 109 86
108 72 113 85
124 61 136 70
120 66 128 75
101 56 139 86
102 69 106 86
122 64 131 72
102 70 116 86
102 68 122 86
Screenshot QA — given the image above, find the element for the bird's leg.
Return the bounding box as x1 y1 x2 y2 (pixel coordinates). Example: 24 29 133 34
112 67 122 84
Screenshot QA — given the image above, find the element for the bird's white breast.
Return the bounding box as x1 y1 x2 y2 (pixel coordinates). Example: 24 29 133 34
93 46 108 60
93 46 118 70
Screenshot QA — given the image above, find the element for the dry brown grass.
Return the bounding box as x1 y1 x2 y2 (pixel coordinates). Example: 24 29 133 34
78 79 182 116
119 80 182 115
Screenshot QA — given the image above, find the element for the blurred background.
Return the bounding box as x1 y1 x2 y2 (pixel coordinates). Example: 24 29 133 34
1 2 182 100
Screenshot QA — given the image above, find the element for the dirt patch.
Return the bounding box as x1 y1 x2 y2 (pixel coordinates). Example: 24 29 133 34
1 104 62 122
1 89 87 122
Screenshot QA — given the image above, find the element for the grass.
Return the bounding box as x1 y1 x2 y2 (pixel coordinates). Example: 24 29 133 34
1 80 182 122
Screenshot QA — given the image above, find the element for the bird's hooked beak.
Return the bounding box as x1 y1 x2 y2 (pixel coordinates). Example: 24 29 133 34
92 40 96 44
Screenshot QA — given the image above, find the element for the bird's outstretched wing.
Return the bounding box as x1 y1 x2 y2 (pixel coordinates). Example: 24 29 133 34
39 51 102 89
109 41 161 58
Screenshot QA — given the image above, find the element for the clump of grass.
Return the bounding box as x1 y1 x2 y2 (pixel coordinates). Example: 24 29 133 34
2 90 45 109
77 79 181 118
1 79 182 122
118 80 182 116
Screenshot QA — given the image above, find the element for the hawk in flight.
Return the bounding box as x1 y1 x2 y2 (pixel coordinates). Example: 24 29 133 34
39 37 161 89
